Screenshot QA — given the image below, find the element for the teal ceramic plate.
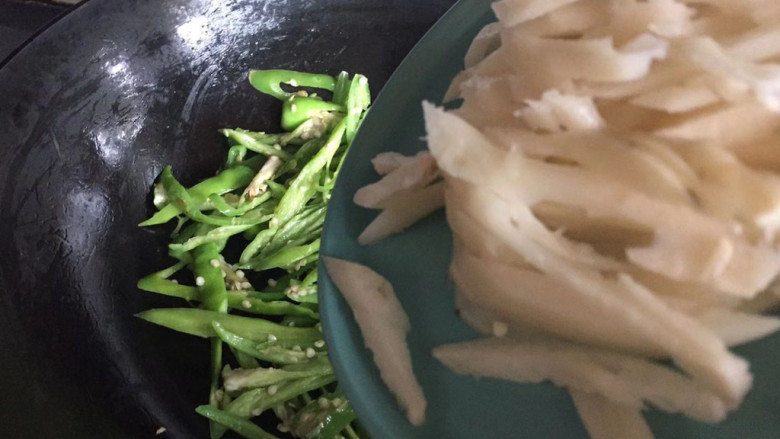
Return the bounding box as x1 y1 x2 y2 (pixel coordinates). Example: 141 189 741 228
319 0 780 438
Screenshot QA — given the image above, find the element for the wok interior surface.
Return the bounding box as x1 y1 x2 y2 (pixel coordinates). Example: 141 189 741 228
0 0 454 436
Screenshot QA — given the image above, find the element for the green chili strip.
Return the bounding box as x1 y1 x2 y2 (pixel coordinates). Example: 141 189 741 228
140 164 259 226
223 358 332 394
193 243 228 313
247 239 320 271
261 205 326 258
248 70 336 100
272 120 346 229
228 294 318 319
192 242 229 437
170 224 255 253
226 375 337 418
241 131 284 145
332 71 350 106
137 276 199 301
226 145 248 168
281 96 344 131
231 346 261 370
344 74 371 144
245 290 287 302
240 227 277 266
208 192 272 217
196 405 280 439
212 322 311 365
136 308 320 343
285 285 318 304
160 166 269 227
291 398 356 439
222 129 291 160
276 138 324 176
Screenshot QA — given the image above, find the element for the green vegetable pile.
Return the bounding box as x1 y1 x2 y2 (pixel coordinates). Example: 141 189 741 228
136 70 371 439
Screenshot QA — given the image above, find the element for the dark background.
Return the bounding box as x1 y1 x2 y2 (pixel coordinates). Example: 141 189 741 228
0 0 70 63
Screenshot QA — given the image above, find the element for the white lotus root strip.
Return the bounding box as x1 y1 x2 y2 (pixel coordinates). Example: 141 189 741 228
357 182 444 245
464 22 502 69
322 257 427 425
354 147 445 245
518 90 604 132
570 390 654 439
696 308 780 347
492 0 583 28
370 151 418 175
354 151 438 209
433 338 731 423
502 32 668 88
686 37 780 112
630 84 719 113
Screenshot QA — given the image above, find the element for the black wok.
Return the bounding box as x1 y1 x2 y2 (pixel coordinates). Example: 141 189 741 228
0 0 455 436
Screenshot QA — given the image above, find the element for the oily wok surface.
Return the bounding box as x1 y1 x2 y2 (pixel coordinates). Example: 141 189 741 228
0 0 454 436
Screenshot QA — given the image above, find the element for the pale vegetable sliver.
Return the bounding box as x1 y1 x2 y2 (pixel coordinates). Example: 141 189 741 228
322 256 427 426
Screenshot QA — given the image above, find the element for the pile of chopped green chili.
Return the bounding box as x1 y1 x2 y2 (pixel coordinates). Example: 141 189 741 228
136 70 371 439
